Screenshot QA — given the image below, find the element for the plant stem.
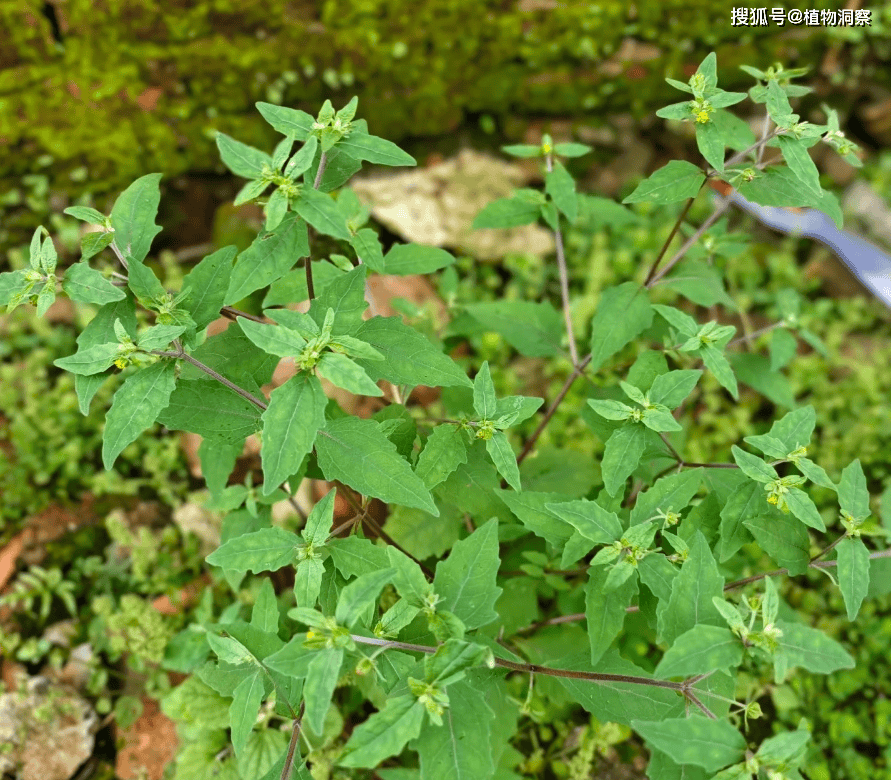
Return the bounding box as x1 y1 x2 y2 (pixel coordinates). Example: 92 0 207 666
643 195 697 287
150 349 268 410
280 702 305 780
517 354 592 465
545 153 579 367
349 634 712 713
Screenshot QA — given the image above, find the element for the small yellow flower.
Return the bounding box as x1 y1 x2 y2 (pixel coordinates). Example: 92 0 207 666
695 110 710 124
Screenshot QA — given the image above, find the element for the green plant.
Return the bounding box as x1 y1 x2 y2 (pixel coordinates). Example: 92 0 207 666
2 52 889 779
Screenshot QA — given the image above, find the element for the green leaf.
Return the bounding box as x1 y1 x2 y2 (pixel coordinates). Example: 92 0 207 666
718 481 762 561
126 256 166 305
102 360 177 469
730 446 777 484
497 490 575 547
54 342 122 376
179 246 236 332
284 136 319 178
695 120 724 172
632 716 746 774
836 536 870 620
601 424 647 497
838 459 870 521
238 730 289 780
652 303 697 337
659 532 724 645
434 518 502 630
546 499 622 545
64 205 107 225
206 527 300 572
776 135 822 197
664 260 735 309
110 174 163 264
137 324 186 351
585 565 637 665
472 193 542 229
738 166 843 230
238 319 307 358
61 262 126 305
261 373 327 495
293 557 325 609
416 426 468 490
774 620 855 676
155 379 261 443
226 214 310 305
256 102 314 139
328 536 389 578
216 133 273 179
350 228 386 272
630 468 702 526
337 130 416 167
655 625 743 679
464 300 563 358
339 695 425 768
305 647 343 734
545 160 578 222
587 399 633 421
334 568 396 630
501 143 542 158
485 432 521 491
554 142 592 158
745 406 815 457
756 729 810 767
700 344 738 400
303 490 337 546
473 361 498 419
252 580 280 633
785 488 825 532
412 681 495 780
293 186 351 240
765 80 795 126
589 283 653 371
230 671 264 756
744 513 810 576
381 243 456 275
648 369 702 410
316 417 438 514
317 352 383 397
622 161 704 205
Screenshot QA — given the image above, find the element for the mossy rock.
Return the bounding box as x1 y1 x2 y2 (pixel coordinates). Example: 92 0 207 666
0 0 859 214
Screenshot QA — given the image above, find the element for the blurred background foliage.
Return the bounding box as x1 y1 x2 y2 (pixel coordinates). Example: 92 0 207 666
2 3 891 778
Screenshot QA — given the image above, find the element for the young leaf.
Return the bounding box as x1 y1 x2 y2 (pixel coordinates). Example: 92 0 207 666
774 620 855 676
472 193 542 229
545 160 578 223
655 625 744 679
102 360 177 469
784 488 826 532
261 373 327 495
776 135 823 197
316 417 438 515
473 361 498 420
54 342 122 376
206 528 301 572
256 103 314 139
730 446 778 484
110 173 163 264
316 351 383 397
336 130 416 167
546 499 623 545
836 536 870 620
838 459 870 521
335 568 396 628
238 319 307 358
485 432 521 491
647 370 702 409
696 120 725 172
622 161 705 205
64 205 107 225
632 716 746 774
126 256 167 305
434 518 502 630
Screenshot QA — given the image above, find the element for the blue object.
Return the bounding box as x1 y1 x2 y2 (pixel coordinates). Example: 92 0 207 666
718 190 891 310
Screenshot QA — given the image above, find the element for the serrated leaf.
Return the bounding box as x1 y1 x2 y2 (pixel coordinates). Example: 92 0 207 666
776 135 822 196
601 424 647 497
774 620 855 677
717 480 762 561
731 446 777 483
256 102 314 139
261 373 327 494
335 568 395 628
545 160 577 222
836 536 870 620
655 625 743 679
472 361 497 419
226 214 310 304
417 426 468 489
485 431 521 491
178 246 237 332
230 671 264 756
64 205 107 225
630 469 702 526
102 360 176 469
744 513 810 576
623 161 704 205
838 459 870 521
696 120 725 172
316 417 437 514
589 283 653 371
586 564 637 665
317 351 383 396
664 260 735 309
206 527 301 572
304 647 343 734
110 174 163 264
293 186 351 240
434 518 502 630
381 243 456 275
632 716 746 774
54 342 122 376
464 300 563 358
339 695 425 768
648 370 702 410
472 194 542 229
546 499 622 544
216 133 273 178
238 318 307 357
785 488 825 531
337 130 416 166
156 378 262 442
61 262 126 305
328 536 390 578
